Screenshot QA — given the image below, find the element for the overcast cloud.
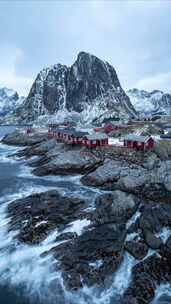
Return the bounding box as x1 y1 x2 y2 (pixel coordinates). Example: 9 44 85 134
0 0 171 95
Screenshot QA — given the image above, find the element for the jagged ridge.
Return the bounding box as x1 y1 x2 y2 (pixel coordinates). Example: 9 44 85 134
127 88 171 117
22 52 137 124
0 87 25 124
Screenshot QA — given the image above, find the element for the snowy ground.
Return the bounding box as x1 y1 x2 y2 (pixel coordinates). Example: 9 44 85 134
108 137 123 146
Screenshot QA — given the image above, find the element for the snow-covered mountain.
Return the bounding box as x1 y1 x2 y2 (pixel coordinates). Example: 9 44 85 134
0 87 24 116
127 88 171 117
21 52 137 125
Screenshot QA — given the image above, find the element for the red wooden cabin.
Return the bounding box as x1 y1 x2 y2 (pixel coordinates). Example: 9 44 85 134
94 123 115 134
83 134 108 148
48 126 108 148
103 123 115 134
124 135 155 151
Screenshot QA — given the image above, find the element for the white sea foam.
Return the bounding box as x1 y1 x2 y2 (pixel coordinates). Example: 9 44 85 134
67 252 135 304
1 142 170 303
63 219 91 236
126 210 141 229
156 227 171 243
89 260 103 268
152 283 171 304
126 231 140 241
0 185 68 302
18 163 82 182
0 142 23 163
0 177 136 303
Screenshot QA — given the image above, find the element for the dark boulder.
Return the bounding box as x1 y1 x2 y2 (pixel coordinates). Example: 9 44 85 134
139 202 171 234
143 229 162 250
93 191 139 225
125 240 148 260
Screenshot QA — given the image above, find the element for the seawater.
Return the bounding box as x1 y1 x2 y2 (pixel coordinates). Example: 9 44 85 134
0 126 170 304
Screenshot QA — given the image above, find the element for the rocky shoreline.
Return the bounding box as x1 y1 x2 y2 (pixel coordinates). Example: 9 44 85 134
1 129 171 303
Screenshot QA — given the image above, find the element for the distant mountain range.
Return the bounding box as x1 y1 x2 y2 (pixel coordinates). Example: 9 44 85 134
0 52 171 125
0 87 24 117
127 88 171 117
0 87 25 124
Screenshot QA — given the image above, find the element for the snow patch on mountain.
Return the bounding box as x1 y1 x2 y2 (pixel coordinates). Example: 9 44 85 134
0 87 25 118
127 88 171 117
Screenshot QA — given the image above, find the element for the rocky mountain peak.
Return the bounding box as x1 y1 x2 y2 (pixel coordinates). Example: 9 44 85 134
18 52 138 124
72 51 120 88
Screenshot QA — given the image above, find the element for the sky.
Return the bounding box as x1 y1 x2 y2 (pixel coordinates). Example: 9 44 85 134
0 0 171 96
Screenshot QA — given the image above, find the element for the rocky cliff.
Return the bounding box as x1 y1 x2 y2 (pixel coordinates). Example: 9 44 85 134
22 52 137 124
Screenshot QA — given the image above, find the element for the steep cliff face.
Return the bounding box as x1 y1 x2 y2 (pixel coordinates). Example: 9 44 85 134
65 52 125 111
22 52 137 124
24 65 68 121
127 88 171 117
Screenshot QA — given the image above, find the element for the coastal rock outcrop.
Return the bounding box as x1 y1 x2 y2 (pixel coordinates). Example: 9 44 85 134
81 159 123 187
2 129 171 301
7 190 88 244
17 139 58 158
123 246 171 304
81 158 171 199
32 150 101 176
51 223 126 290
1 130 48 146
93 191 139 225
7 189 127 290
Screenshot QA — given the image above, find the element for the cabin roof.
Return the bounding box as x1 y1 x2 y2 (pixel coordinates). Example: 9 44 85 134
71 131 89 137
124 134 152 143
48 124 59 127
53 128 89 137
53 128 75 134
86 133 108 140
61 128 76 134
